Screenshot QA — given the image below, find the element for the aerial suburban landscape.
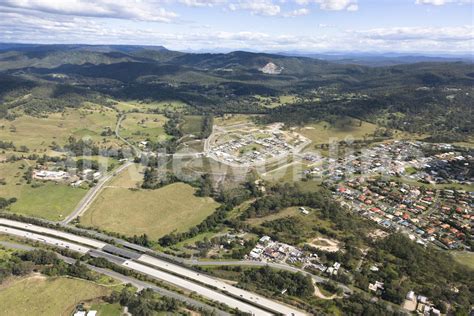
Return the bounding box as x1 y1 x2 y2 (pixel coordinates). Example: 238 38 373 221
0 0 473 315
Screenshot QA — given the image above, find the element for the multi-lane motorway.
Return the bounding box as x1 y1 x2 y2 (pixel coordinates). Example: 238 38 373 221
0 240 229 316
0 218 307 316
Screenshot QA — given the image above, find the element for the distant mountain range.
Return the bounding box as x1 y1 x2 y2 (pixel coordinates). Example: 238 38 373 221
275 51 474 67
1 42 472 91
0 42 472 139
1 43 472 68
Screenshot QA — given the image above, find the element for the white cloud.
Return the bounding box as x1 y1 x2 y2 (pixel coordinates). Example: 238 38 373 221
319 0 357 10
347 3 358 11
1 9 471 54
227 1 314 17
357 26 474 42
229 0 281 16
0 0 178 22
0 3 471 53
178 0 226 7
296 0 358 11
283 8 310 17
415 0 473 5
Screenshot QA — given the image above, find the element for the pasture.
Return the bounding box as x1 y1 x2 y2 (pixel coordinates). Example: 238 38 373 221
81 182 219 239
119 113 169 143
106 163 144 189
0 276 112 316
0 104 119 152
0 160 87 221
115 99 188 112
297 118 379 145
180 115 204 136
89 303 122 316
214 114 257 127
254 94 300 108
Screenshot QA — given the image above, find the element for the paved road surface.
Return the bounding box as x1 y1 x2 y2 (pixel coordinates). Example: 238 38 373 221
115 114 142 157
188 259 353 294
62 113 141 225
61 160 133 225
0 241 228 316
0 226 90 253
123 260 274 316
2 215 351 296
138 254 306 315
0 219 307 315
0 218 107 248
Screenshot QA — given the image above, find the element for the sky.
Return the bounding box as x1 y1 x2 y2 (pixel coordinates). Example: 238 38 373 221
0 0 472 53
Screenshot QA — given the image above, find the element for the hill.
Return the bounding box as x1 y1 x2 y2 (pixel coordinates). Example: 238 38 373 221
0 43 472 139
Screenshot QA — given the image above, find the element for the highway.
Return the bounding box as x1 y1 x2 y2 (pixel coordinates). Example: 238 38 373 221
1 218 107 248
123 260 273 316
187 259 353 294
1 216 350 295
138 254 307 315
0 218 307 315
0 241 229 316
0 226 90 254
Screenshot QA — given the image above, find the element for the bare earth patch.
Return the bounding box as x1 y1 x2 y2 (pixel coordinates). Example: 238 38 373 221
307 237 341 253
367 229 388 241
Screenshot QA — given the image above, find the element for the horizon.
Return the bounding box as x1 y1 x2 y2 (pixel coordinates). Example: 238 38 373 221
0 41 473 57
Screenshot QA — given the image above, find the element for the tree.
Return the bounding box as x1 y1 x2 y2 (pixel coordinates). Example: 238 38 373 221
11 261 34 276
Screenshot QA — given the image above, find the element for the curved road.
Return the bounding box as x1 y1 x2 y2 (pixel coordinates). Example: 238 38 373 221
62 114 140 225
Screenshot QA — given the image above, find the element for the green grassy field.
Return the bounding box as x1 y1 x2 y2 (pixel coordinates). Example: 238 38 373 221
451 251 474 270
90 303 122 316
177 139 205 153
81 182 220 239
180 115 203 136
179 156 252 181
391 176 474 192
0 104 119 152
9 183 87 221
0 276 113 316
119 112 169 143
297 118 379 145
245 206 303 226
113 100 187 113
245 206 350 246
113 100 145 112
214 114 258 127
71 155 119 173
106 163 144 189
0 160 87 221
254 94 299 108
145 100 188 112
